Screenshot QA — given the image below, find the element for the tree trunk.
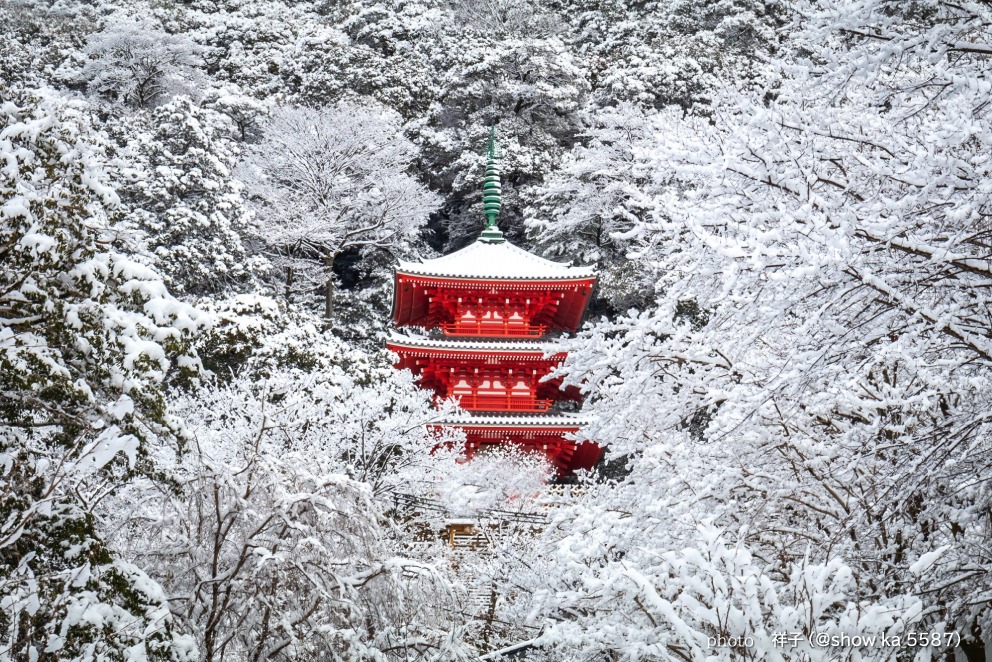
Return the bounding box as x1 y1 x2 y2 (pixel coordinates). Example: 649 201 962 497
323 252 335 329
960 624 987 662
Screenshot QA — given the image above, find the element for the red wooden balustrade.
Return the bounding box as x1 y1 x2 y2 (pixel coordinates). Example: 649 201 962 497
437 393 554 413
441 319 547 337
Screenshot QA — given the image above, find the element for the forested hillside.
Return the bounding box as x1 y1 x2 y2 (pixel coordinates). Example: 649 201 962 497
2 0 991 660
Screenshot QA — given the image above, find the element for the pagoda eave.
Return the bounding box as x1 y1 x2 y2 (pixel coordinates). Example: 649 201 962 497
389 339 578 413
430 413 592 430
395 271 597 287
386 340 566 362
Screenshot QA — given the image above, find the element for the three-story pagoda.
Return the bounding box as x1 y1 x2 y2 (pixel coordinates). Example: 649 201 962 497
388 130 602 476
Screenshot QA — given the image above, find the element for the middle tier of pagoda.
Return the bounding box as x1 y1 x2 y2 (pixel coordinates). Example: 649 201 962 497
386 335 582 413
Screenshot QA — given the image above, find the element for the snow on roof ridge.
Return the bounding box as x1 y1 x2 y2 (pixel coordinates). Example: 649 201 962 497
386 333 558 352
436 412 594 426
397 238 596 280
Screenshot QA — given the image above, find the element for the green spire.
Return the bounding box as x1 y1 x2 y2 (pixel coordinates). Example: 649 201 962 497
479 126 505 244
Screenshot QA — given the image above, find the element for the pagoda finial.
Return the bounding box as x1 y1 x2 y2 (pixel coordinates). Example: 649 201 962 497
479 125 505 244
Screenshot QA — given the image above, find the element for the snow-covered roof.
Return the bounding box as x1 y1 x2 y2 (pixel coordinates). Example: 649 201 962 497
397 239 596 281
387 333 560 353
436 412 593 426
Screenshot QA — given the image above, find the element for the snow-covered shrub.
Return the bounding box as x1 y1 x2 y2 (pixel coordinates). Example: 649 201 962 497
105 365 470 659
433 446 554 517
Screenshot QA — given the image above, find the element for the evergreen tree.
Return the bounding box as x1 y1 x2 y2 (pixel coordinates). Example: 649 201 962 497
107 97 264 296
0 89 204 662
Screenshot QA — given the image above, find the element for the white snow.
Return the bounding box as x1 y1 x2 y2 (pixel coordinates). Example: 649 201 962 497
387 333 558 353
909 545 950 576
397 238 596 280
437 412 593 426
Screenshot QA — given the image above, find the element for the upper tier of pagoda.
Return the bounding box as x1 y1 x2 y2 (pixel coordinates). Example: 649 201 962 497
392 128 595 338
392 240 596 337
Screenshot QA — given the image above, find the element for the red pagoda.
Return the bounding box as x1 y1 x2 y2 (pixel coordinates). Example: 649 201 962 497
388 130 602 476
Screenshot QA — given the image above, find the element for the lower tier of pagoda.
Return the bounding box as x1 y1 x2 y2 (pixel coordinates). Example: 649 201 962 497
431 414 604 476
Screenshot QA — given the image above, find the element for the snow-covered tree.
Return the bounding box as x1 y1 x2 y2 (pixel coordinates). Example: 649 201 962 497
515 511 924 661
79 21 207 108
183 1 310 96
280 21 438 116
0 89 205 662
449 0 561 39
107 97 264 295
0 3 94 91
324 0 588 250
525 103 659 312
106 353 470 660
243 103 438 322
530 0 992 655
558 0 785 110
205 88 269 143
412 32 589 250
